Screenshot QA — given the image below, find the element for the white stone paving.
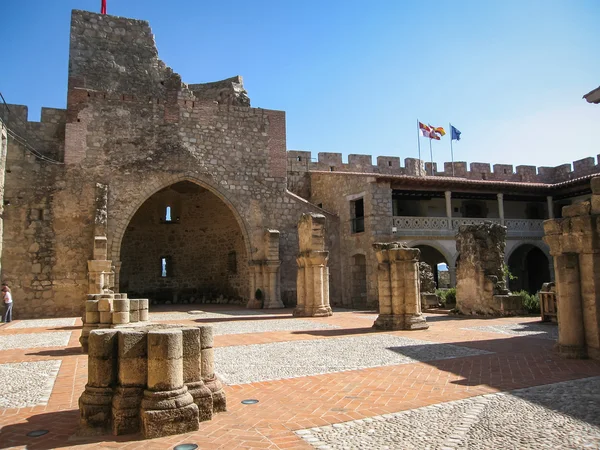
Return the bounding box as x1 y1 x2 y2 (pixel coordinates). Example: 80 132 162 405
463 322 558 340
0 360 62 408
148 311 339 336
0 331 71 350
215 334 489 385
296 376 600 450
7 318 77 329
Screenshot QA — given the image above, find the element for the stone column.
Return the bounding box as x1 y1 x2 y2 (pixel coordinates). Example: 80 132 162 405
80 297 100 352
547 196 554 219
372 243 428 330
112 297 130 325
264 261 283 308
181 327 213 422
293 214 333 317
263 230 284 308
497 193 505 226
553 254 586 358
445 191 452 229
140 330 199 439
543 189 600 360
112 330 146 435
79 329 118 432
138 298 149 322
199 325 226 412
129 299 139 323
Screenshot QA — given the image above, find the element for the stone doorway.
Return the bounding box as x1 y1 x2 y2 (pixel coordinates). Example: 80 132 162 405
350 254 368 309
119 181 249 306
507 244 551 294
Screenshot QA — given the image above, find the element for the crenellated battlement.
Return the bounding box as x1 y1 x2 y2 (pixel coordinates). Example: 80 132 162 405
287 151 600 184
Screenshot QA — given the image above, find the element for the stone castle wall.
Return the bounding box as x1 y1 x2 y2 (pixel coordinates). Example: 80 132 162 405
287 150 600 194
0 10 336 318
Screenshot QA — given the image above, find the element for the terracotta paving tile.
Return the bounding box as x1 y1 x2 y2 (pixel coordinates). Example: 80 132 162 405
0 309 599 449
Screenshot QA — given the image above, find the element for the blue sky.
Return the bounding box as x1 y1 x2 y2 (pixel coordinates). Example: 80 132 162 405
2 0 599 168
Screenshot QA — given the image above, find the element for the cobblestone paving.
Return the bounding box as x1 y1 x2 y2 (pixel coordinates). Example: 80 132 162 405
463 322 558 340
0 360 62 408
296 377 600 450
216 334 489 384
0 331 71 351
7 318 76 329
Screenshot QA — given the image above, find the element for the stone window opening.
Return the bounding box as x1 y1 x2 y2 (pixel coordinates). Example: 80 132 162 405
351 198 365 233
330 166 335 172
160 256 172 277
297 156 302 162
165 206 172 222
388 161 392 167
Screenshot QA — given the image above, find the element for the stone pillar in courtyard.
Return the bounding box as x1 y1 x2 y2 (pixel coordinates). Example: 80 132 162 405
88 183 114 294
455 222 523 315
247 230 284 308
543 179 600 360
419 262 439 309
294 213 333 317
372 242 428 330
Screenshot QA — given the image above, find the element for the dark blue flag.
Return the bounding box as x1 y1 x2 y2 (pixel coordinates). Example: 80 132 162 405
451 125 461 141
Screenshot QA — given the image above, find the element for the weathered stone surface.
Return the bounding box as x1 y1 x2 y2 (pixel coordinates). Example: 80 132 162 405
419 262 436 293
372 242 428 331
78 323 224 438
544 185 600 360
294 214 333 317
455 223 522 315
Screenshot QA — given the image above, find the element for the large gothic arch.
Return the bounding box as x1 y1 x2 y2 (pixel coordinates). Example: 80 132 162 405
110 174 254 302
109 173 253 264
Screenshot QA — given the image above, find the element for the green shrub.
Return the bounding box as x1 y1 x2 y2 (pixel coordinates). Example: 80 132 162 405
436 288 456 306
514 290 540 314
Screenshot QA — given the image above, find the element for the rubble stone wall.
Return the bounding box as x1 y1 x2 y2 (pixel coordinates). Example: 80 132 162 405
120 186 248 301
0 10 335 318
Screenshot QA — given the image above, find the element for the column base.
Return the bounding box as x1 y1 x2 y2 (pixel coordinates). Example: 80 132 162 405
186 381 214 422
140 386 199 439
293 306 333 317
111 386 143 435
263 298 285 309
373 314 429 331
556 343 588 359
79 385 114 432
204 376 227 413
246 298 263 309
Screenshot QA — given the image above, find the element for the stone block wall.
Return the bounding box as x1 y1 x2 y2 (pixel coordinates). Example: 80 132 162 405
286 150 600 189
310 172 392 308
0 10 339 318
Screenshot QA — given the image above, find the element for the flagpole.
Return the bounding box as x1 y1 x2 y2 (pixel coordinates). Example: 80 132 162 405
416 119 422 176
429 137 433 176
450 122 455 176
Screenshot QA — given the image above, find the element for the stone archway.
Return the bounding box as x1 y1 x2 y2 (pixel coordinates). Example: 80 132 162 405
412 244 450 289
118 180 250 305
507 244 551 294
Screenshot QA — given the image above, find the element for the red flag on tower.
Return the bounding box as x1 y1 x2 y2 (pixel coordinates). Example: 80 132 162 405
101 0 107 14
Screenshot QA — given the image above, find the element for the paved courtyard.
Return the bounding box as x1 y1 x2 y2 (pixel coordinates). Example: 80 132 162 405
0 306 599 449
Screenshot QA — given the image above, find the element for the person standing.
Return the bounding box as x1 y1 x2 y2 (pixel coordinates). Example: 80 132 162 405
2 283 12 323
